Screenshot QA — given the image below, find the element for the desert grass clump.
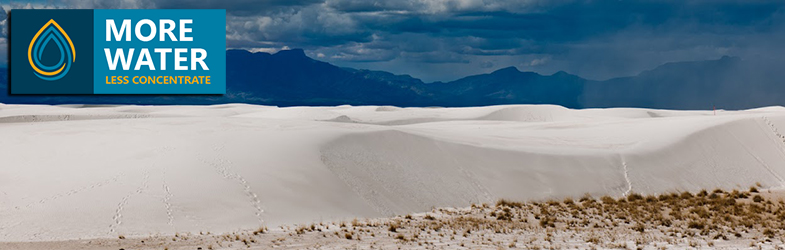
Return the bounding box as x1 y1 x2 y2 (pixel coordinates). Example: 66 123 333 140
763 229 776 238
295 225 307 234
539 216 556 228
250 186 783 248
627 193 643 202
658 193 673 201
253 227 267 235
496 199 524 208
351 218 362 227
579 193 594 203
495 208 514 221
632 223 645 233
600 195 616 205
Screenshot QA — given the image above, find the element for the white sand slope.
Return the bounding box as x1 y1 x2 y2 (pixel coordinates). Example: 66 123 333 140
1 104 785 242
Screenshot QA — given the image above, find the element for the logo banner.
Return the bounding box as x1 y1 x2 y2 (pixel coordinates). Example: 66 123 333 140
11 9 226 94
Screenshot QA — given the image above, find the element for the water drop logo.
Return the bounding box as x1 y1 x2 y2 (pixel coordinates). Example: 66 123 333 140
27 19 76 81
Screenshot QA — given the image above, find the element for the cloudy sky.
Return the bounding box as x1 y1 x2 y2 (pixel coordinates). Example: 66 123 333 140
3 0 785 82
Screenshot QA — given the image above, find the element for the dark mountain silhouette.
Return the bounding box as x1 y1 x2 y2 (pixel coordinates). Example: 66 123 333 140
225 49 432 106
0 49 782 110
429 67 586 108
582 56 785 109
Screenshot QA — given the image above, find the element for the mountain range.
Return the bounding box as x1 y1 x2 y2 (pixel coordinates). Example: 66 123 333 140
1 49 782 110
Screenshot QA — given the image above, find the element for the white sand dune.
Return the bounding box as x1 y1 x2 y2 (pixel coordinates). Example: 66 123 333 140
1 103 785 242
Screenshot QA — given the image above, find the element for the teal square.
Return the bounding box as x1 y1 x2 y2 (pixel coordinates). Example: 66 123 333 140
10 9 94 94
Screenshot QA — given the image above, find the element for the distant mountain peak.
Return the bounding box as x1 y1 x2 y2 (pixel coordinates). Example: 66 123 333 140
492 66 520 74
639 55 743 77
274 49 307 58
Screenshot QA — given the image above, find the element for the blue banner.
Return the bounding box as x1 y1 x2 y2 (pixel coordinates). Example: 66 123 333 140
10 9 226 94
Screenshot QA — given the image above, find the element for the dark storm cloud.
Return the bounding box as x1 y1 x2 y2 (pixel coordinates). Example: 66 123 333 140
10 0 785 81
153 0 322 16
65 0 320 14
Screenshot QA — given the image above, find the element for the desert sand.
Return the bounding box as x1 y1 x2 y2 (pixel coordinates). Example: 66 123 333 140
1 104 785 248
